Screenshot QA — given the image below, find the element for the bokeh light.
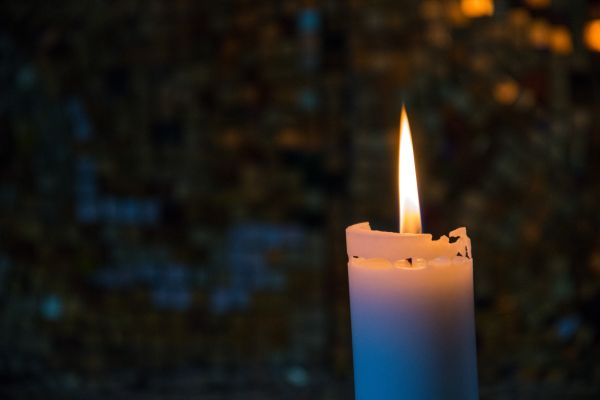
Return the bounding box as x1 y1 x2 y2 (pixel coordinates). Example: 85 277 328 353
551 26 572 55
461 0 494 18
584 19 600 52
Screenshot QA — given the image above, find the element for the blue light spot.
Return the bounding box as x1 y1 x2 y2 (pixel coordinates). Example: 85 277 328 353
556 314 580 340
67 97 93 141
17 65 36 90
298 9 320 33
76 199 98 223
286 366 309 387
298 88 319 111
41 294 63 321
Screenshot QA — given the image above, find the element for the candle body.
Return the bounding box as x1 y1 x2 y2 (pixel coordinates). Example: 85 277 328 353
348 257 478 400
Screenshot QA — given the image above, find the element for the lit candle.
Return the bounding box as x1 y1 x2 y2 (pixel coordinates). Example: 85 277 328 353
346 107 478 399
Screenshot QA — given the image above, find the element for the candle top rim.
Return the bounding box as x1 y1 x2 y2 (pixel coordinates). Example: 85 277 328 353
346 222 471 262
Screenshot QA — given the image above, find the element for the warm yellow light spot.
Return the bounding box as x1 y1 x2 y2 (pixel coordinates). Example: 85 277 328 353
276 128 304 149
584 19 600 53
529 18 551 48
398 106 422 234
461 0 494 18
551 26 572 55
494 80 519 104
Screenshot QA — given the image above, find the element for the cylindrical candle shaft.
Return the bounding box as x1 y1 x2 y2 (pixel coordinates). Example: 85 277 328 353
348 257 478 399
346 223 478 400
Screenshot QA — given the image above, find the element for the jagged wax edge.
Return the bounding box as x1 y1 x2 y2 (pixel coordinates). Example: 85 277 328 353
346 222 472 262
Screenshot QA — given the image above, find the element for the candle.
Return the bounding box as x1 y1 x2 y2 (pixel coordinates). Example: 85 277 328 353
346 107 478 399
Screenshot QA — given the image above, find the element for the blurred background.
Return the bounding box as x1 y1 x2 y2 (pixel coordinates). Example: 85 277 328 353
1 0 600 398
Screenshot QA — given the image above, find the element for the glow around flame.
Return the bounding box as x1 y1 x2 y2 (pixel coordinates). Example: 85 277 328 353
398 106 422 234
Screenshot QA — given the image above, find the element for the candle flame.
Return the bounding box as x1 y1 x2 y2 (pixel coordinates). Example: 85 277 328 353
398 106 422 233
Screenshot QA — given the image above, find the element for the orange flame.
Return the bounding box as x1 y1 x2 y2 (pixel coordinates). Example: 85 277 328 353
398 106 422 234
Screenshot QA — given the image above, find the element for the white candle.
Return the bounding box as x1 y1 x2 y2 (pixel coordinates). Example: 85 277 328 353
346 108 478 399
